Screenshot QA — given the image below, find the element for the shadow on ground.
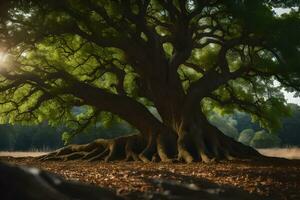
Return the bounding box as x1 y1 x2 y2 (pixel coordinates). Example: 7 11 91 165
0 161 267 200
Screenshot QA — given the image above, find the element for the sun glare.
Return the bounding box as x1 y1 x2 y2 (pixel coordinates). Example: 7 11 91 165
0 52 8 66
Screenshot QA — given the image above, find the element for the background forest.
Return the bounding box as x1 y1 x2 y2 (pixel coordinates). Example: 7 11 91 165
1 103 300 151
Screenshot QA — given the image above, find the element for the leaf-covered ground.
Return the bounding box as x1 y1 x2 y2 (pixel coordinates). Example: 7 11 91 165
1 156 300 199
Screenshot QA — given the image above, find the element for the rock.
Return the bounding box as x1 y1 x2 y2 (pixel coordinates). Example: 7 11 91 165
148 179 265 200
0 162 122 200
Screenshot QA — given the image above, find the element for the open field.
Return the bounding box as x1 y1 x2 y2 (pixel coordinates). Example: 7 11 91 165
0 151 47 158
258 148 300 160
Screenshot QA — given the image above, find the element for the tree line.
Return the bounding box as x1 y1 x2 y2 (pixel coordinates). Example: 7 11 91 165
210 103 300 148
1 103 299 151
0 122 132 151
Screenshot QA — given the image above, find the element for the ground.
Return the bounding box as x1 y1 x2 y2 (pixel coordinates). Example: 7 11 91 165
1 151 300 200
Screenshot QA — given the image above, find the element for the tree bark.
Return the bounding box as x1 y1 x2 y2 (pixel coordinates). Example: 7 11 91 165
40 70 261 163
40 108 260 163
176 111 261 163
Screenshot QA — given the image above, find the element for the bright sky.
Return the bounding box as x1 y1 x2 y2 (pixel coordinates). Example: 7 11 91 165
274 8 293 16
273 7 300 105
284 91 300 105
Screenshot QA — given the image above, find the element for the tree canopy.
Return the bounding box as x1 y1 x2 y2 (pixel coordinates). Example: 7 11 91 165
0 0 299 162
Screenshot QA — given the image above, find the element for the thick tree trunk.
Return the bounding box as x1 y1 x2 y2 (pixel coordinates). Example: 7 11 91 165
176 112 261 163
40 70 261 163
40 110 260 163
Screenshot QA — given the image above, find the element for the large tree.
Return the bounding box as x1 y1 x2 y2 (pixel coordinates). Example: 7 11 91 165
0 0 299 163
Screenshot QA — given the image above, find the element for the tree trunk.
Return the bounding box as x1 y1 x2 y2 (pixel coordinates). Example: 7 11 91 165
176 112 261 163
40 72 261 163
40 106 260 163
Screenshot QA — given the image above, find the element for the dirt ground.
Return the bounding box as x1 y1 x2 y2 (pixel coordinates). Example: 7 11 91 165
1 156 300 200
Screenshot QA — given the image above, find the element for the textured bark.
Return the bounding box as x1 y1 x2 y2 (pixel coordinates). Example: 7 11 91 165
177 115 261 163
40 111 260 163
40 131 178 163
41 65 261 163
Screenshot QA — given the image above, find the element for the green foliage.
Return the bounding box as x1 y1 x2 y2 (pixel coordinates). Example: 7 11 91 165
208 113 239 139
208 76 291 131
0 121 132 150
238 129 255 145
72 122 133 144
250 130 281 148
2 104 300 150
0 0 299 142
277 104 300 146
0 125 13 150
0 123 63 151
62 131 72 145
232 112 261 132
210 105 300 148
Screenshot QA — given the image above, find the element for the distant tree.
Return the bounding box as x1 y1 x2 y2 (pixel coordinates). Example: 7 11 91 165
250 130 281 148
277 104 300 146
72 122 133 144
0 0 299 162
232 112 261 133
238 129 255 146
30 124 63 150
0 125 13 150
209 114 239 139
0 124 63 151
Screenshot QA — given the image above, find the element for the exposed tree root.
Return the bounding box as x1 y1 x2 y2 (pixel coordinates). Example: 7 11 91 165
39 112 262 163
39 132 177 163
39 124 262 163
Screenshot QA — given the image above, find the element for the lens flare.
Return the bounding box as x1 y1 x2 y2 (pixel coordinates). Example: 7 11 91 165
0 52 7 64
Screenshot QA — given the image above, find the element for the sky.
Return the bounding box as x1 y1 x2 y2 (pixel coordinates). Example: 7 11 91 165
274 8 293 16
273 8 300 105
284 91 300 105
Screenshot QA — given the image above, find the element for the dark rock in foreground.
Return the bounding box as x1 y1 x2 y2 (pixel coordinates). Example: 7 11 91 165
148 179 263 200
0 161 122 200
